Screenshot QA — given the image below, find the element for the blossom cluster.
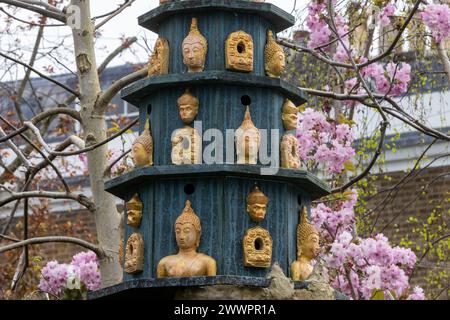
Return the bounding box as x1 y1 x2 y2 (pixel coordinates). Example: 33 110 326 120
311 191 425 300
421 4 450 43
39 251 101 298
296 108 355 174
362 61 412 96
306 0 331 49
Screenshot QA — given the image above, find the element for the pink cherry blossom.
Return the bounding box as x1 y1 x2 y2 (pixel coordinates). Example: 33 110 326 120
421 4 450 43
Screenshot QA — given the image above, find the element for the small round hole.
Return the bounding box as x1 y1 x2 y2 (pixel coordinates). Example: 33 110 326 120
254 238 264 251
184 184 196 195
241 95 251 106
237 42 245 54
147 104 152 115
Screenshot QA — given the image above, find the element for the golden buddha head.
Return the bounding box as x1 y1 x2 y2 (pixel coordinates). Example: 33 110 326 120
175 200 202 250
132 119 153 168
246 186 269 222
126 194 143 228
265 30 286 78
177 89 199 124
297 207 320 260
282 99 299 131
182 18 207 73
235 106 261 165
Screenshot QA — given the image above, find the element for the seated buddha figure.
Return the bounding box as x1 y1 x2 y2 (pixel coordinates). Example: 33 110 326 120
131 118 153 168
182 18 207 73
291 207 321 281
157 200 217 278
280 99 301 169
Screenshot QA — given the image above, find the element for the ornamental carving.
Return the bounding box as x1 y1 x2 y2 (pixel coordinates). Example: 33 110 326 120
225 31 254 72
124 233 144 274
147 37 169 77
243 226 272 268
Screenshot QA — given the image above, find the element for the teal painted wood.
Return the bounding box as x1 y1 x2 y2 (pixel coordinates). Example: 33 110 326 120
122 177 310 280
138 0 295 34
136 84 291 167
109 0 331 288
158 11 271 76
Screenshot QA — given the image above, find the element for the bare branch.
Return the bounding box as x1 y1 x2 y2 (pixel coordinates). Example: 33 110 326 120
0 0 65 22
97 68 147 113
0 52 79 97
94 0 135 30
0 107 81 144
0 189 95 212
0 236 105 258
332 120 389 193
97 37 138 75
0 126 32 168
24 117 138 156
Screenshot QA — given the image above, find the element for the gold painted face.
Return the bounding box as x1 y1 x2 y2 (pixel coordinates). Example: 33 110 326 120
271 52 286 76
282 112 298 131
183 41 205 72
301 233 320 260
127 210 141 226
179 104 198 124
132 143 149 167
247 203 267 222
176 222 199 250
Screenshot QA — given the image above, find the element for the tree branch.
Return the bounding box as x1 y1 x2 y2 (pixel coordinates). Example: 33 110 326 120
96 68 147 113
0 236 104 258
0 52 79 97
94 0 135 30
0 189 95 212
97 36 138 75
24 117 138 156
0 0 65 22
0 107 81 144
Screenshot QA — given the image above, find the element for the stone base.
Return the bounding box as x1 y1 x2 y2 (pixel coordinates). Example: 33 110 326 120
89 264 347 300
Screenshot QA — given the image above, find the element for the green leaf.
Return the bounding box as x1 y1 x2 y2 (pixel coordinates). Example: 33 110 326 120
344 160 357 173
371 290 385 300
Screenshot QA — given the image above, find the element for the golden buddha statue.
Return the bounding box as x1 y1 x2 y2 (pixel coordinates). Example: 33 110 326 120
157 200 217 278
124 233 145 274
147 37 170 77
265 29 286 78
235 106 260 165
291 207 321 281
246 186 269 222
182 18 207 73
177 89 199 125
126 193 143 228
132 118 153 168
281 99 301 169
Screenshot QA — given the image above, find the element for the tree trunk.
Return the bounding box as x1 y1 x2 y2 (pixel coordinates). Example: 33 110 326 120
70 0 121 287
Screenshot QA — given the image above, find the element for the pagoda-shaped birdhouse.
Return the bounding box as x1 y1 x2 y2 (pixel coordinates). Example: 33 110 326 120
91 0 330 299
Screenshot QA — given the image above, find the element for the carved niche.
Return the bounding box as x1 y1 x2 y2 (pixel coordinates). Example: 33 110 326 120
225 31 254 72
124 233 144 274
243 226 273 268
